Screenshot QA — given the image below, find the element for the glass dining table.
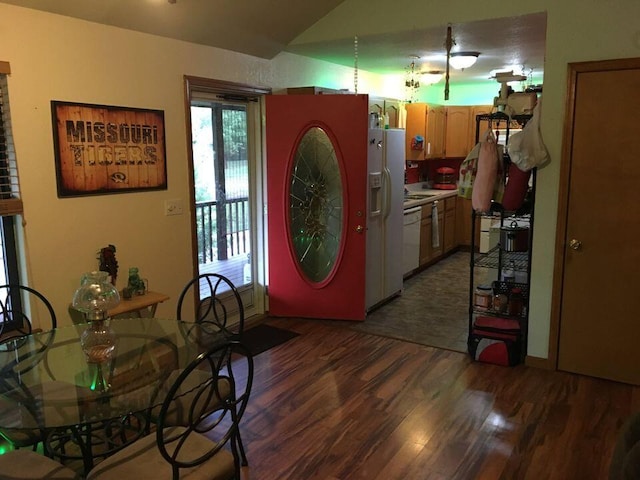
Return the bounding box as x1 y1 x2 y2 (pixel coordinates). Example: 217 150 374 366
0 317 232 474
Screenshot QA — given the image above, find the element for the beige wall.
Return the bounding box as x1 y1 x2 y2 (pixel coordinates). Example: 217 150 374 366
0 4 382 327
295 0 640 359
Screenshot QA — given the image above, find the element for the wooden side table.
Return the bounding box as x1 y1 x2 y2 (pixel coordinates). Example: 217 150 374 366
68 291 170 324
108 291 170 318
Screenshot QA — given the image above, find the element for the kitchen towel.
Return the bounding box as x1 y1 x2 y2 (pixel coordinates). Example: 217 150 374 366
431 202 440 248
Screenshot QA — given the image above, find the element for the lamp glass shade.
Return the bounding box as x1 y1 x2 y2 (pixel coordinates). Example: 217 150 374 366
449 52 480 70
421 71 443 85
72 271 120 321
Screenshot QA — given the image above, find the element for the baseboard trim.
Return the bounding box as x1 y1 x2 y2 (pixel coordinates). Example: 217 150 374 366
525 355 554 370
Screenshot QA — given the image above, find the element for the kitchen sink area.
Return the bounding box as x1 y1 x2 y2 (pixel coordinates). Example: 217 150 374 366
402 187 456 208
404 193 437 200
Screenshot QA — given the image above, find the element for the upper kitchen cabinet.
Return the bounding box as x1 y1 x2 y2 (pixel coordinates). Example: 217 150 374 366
369 96 402 129
405 103 445 161
369 97 384 117
384 99 402 129
471 105 494 145
426 105 445 158
444 106 472 158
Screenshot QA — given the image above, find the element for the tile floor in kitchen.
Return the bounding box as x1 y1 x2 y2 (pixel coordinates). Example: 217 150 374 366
351 249 491 353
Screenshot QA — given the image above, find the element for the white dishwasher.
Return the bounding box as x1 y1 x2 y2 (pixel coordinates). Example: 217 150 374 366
402 206 422 276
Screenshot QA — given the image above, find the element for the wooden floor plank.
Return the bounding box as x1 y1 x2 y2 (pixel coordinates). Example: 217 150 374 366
235 317 638 479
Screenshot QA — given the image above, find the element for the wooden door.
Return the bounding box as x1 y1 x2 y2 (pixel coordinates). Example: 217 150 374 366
265 94 369 321
556 58 640 385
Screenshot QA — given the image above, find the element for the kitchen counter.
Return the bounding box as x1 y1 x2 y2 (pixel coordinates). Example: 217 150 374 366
403 187 458 209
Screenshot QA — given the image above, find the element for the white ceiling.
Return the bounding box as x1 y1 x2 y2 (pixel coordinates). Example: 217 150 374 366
1 1 547 83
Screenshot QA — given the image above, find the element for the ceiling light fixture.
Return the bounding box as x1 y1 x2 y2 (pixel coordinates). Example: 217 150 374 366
421 70 444 85
449 51 480 70
405 58 421 103
444 25 481 100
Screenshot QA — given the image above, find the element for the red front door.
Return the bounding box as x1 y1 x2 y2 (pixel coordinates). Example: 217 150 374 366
266 94 368 321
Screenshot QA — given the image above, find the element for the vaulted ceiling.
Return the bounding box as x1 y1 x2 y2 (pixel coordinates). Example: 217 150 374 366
0 1 546 83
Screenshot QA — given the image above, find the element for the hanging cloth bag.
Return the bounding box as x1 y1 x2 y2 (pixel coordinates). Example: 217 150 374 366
457 143 480 200
507 97 550 171
472 128 501 213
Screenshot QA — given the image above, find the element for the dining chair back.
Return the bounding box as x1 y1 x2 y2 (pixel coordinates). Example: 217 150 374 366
176 274 245 339
87 340 254 480
0 284 57 341
0 284 57 451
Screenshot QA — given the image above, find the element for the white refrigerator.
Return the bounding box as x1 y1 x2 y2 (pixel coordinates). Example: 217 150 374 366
365 127 405 311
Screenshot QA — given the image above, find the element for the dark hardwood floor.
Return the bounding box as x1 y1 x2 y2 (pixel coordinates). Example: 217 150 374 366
238 317 639 480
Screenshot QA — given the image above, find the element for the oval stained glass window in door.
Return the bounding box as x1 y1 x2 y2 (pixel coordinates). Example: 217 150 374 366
289 127 343 283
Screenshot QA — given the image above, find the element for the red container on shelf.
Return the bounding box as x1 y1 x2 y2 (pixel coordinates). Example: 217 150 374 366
433 166 457 190
468 316 522 366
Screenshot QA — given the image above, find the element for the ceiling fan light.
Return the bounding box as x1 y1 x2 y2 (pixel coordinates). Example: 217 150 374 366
449 52 480 70
421 70 443 85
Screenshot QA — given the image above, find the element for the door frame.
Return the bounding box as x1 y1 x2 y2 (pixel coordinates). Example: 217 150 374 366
548 57 640 370
183 76 271 321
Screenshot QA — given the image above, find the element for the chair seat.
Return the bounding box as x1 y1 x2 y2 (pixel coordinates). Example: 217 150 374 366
0 449 80 479
86 427 235 480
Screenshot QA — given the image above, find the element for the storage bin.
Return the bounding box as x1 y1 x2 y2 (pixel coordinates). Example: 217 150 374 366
468 316 522 366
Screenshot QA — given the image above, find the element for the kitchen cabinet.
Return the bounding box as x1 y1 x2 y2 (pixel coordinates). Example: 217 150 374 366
444 106 472 158
443 196 457 253
384 99 402 129
369 97 384 118
455 197 480 248
471 105 494 145
419 201 444 266
405 103 445 161
369 96 402 128
426 105 445 158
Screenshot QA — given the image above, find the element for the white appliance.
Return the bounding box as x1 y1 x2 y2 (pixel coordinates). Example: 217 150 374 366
479 215 500 253
402 206 421 276
365 128 405 311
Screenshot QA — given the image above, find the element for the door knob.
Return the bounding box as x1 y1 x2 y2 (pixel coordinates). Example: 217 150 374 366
355 225 364 233
569 239 582 251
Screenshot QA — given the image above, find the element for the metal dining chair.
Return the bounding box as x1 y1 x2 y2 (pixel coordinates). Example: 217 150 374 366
0 284 58 452
173 273 249 464
0 449 80 479
176 273 245 339
0 284 57 340
87 340 254 480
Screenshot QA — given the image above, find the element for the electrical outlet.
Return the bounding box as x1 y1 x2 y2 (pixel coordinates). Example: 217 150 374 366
164 199 184 216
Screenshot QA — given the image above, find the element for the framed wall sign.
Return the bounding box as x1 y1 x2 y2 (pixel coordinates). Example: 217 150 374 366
51 101 167 197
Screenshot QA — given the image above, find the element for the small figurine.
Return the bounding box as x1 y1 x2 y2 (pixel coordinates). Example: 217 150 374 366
126 267 146 296
98 245 118 285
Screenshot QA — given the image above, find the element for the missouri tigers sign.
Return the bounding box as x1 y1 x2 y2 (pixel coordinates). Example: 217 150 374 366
51 101 167 197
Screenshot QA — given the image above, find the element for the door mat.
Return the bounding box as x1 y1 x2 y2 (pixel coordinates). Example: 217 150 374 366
242 324 300 356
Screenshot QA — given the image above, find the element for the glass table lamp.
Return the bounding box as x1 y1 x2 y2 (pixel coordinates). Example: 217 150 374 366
72 271 120 363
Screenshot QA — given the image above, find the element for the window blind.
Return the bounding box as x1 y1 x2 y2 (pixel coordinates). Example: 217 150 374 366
0 61 23 217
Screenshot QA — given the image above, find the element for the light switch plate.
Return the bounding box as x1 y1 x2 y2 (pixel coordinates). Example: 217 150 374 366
164 199 184 216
